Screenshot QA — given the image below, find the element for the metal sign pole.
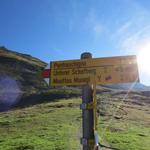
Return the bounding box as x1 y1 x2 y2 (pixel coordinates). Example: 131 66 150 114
80 53 94 150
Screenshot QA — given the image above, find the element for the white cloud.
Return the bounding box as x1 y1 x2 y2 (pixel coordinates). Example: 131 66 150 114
111 0 150 54
53 48 64 56
116 24 150 54
67 1 104 40
115 21 132 36
93 24 103 35
110 0 150 85
84 8 104 38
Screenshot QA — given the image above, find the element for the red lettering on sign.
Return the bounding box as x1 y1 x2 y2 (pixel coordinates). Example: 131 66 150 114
105 75 112 81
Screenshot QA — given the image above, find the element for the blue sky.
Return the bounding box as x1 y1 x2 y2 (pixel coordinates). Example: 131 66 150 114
0 0 150 85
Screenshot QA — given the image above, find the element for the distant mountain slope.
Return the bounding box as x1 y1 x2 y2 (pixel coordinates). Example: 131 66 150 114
100 83 150 91
0 47 48 110
0 46 48 93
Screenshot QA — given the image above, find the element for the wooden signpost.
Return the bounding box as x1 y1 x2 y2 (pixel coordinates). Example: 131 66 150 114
42 53 139 150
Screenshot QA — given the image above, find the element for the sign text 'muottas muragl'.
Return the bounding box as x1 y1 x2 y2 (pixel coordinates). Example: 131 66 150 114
50 55 139 86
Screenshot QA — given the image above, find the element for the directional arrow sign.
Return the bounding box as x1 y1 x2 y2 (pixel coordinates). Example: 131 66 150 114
48 55 139 86
42 64 51 85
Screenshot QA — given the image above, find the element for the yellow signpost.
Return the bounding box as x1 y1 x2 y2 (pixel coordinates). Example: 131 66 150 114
48 54 140 150
50 55 139 86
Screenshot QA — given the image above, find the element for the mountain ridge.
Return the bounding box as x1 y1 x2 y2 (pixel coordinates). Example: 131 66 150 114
0 47 48 110
100 83 150 91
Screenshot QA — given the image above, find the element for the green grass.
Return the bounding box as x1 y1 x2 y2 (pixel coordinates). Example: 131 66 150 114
0 48 45 67
98 119 150 150
97 93 150 150
0 99 82 150
0 97 149 150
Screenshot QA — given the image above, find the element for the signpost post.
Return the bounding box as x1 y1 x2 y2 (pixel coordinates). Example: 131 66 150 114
80 53 94 150
42 53 139 150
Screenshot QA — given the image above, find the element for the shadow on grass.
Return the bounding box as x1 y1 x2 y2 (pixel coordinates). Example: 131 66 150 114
13 89 81 109
15 145 34 150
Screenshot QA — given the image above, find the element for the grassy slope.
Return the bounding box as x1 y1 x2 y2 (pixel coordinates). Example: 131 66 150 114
0 99 82 150
97 92 150 150
0 47 47 99
0 47 46 67
0 91 149 150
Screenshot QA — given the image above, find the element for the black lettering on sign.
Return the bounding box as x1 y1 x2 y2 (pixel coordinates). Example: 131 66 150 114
53 70 70 76
104 67 108 73
53 78 72 84
115 66 124 72
72 69 78 75
97 75 101 82
105 75 112 81
120 75 124 81
54 61 86 69
74 77 90 83
72 68 96 75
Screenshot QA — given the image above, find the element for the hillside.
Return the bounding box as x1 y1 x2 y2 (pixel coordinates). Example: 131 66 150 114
0 47 84 111
0 90 149 150
100 83 150 91
0 47 48 110
0 46 47 91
